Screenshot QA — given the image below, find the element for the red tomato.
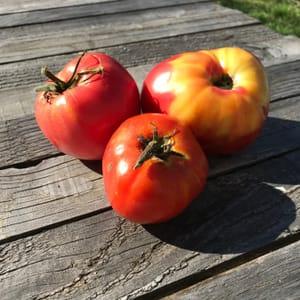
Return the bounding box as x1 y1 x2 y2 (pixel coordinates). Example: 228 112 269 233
35 52 140 160
141 48 270 154
103 113 208 224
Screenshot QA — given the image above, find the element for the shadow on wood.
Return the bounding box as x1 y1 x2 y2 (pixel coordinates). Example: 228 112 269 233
80 159 103 175
144 116 299 254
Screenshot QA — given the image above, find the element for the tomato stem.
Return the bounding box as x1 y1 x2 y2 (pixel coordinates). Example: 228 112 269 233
35 51 103 95
40 66 66 93
64 51 87 89
213 74 233 90
134 124 185 169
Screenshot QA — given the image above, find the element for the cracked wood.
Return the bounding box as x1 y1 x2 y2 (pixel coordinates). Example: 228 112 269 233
1 1 300 299
0 24 286 91
0 0 204 28
165 240 300 300
0 94 300 241
0 2 259 64
0 150 300 299
0 0 114 14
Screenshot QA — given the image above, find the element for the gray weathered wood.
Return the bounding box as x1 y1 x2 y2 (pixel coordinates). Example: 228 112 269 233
0 94 300 241
0 0 114 14
1 1 299 299
0 0 203 28
0 149 299 300
1 57 300 169
0 155 104 241
0 24 285 91
165 240 300 300
0 2 259 64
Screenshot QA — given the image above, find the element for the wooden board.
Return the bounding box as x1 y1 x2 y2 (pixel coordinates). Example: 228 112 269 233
1 1 300 299
0 149 299 299
1 57 300 169
0 2 259 64
0 0 115 14
0 0 203 28
0 24 286 92
0 94 300 241
165 240 300 300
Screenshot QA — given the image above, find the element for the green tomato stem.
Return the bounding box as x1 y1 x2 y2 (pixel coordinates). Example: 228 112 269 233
35 51 103 95
134 124 185 169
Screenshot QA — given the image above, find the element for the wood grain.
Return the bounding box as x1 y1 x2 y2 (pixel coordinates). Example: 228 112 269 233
0 0 203 28
0 149 299 300
0 24 290 91
0 0 115 14
0 2 259 64
1 2 299 299
0 94 300 241
0 156 105 241
1 58 300 169
165 240 300 300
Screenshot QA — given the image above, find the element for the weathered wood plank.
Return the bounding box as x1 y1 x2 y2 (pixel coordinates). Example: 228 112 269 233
0 0 204 28
0 149 299 300
1 57 300 169
0 0 114 14
0 2 259 64
0 155 104 240
0 94 300 241
165 240 300 300
0 24 291 91
1 19 299 89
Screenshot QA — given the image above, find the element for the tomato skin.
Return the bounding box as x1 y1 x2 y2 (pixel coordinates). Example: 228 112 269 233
141 48 270 154
103 113 208 224
35 52 140 160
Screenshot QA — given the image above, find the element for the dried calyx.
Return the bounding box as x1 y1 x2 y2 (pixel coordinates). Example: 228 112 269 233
134 123 185 169
36 51 103 94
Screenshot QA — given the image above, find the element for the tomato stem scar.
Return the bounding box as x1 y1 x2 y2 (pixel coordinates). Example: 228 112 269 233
212 73 233 90
134 123 185 169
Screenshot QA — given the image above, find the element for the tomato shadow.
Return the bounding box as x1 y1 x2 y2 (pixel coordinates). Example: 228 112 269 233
143 116 300 254
80 159 103 175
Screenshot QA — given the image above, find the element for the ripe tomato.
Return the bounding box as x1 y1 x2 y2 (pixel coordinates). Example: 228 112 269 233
103 113 208 224
141 47 270 154
35 52 140 160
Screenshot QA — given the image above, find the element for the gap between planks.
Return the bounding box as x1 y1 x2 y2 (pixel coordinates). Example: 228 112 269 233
160 237 300 300
0 94 300 243
0 149 300 299
0 24 276 91
0 0 117 15
0 2 260 64
0 0 208 28
0 24 300 241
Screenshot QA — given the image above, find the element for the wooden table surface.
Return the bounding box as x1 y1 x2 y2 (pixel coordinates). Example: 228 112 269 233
1 0 300 299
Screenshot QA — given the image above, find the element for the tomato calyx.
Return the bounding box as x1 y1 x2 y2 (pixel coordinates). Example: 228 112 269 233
212 74 233 90
36 51 104 96
134 123 185 169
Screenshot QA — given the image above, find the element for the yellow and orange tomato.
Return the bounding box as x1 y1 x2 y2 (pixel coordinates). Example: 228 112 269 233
141 47 269 154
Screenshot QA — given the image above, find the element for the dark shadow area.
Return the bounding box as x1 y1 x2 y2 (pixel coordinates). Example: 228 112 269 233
144 116 300 254
209 115 300 179
80 159 103 175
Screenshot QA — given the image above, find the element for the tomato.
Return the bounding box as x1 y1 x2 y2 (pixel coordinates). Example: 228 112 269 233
141 47 270 154
35 52 140 160
103 113 208 224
